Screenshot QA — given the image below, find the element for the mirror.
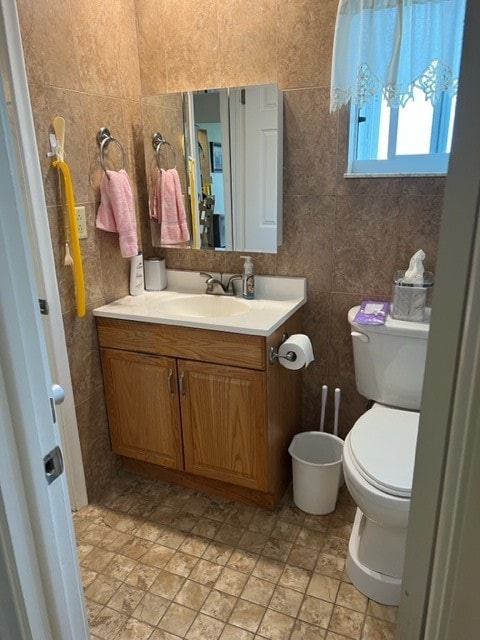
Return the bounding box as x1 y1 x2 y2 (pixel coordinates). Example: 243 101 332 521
142 83 283 253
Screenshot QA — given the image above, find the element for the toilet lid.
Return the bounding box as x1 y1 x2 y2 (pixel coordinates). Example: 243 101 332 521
348 405 419 498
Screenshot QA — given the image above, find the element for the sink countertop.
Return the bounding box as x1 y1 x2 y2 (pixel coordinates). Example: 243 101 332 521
93 269 307 336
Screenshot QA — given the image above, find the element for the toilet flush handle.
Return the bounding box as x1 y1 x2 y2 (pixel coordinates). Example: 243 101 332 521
351 330 369 343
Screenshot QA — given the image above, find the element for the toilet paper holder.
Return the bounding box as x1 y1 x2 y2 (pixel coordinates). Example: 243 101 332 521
268 333 297 365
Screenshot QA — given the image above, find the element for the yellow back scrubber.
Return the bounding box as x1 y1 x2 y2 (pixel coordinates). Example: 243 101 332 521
51 116 86 317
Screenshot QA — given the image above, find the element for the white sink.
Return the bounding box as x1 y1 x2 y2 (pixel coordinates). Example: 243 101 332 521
159 295 251 318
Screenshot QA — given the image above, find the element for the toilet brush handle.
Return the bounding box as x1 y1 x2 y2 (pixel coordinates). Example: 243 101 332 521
319 384 328 432
334 387 341 437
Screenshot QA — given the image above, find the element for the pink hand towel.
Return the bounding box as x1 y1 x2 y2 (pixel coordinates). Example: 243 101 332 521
96 169 138 258
149 168 190 246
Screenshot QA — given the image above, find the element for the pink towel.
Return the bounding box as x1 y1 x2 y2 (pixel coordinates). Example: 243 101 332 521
96 169 138 258
149 167 190 246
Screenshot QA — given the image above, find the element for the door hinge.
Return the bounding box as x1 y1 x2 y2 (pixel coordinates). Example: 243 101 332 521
49 397 56 423
39 299 49 315
241 89 246 105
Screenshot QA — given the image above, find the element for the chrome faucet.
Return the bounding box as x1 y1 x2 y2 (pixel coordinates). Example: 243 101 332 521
200 272 242 296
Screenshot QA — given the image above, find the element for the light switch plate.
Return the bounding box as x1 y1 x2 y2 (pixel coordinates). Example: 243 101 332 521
75 206 87 239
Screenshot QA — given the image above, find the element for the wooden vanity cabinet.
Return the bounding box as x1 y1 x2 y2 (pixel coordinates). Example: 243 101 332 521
97 311 302 508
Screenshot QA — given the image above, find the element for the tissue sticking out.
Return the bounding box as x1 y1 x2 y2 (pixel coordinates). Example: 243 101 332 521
391 250 434 322
404 249 425 284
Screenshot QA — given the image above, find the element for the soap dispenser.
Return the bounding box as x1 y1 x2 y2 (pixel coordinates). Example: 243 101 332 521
241 256 255 299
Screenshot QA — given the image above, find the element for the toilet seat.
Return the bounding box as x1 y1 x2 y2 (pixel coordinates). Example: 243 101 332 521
347 405 419 498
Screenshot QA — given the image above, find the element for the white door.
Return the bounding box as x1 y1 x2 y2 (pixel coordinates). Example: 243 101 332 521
230 84 282 252
0 19 88 640
0 0 87 511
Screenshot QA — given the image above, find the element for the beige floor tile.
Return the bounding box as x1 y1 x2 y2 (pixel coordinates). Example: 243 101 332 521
258 609 296 639
174 579 211 609
241 575 276 606
366 600 398 624
115 617 155 640
262 538 292 562
362 615 396 639
164 550 198 577
85 599 103 625
163 488 193 509
226 548 258 573
149 570 185 600
81 547 115 572
81 523 111 546
125 562 160 590
113 514 143 535
150 630 182 640
237 531 268 554
179 535 210 558
99 529 132 553
219 623 254 639
287 544 319 571
80 568 97 589
328 517 353 541
270 520 301 542
102 554 136 581
202 498 234 522
155 526 186 550
276 504 306 526
214 523 244 546
268 585 303 617
84 575 122 605
182 493 212 516
252 557 284 583
290 619 327 639
228 598 266 633
322 534 349 558
149 506 177 525
135 521 163 542
185 612 225 639
170 512 199 533
315 553 346 580
202 541 234 566
298 595 334 629
224 504 255 529
189 558 223 587
328 604 365 639
88 605 127 639
120 536 154 561
296 527 327 550
107 583 144 616
191 518 223 539
336 582 368 613
158 602 197 636
201 589 237 622
278 565 311 593
304 513 331 533
215 566 249 596
307 573 340 603
77 543 94 561
133 592 170 626
141 543 175 569
248 509 277 535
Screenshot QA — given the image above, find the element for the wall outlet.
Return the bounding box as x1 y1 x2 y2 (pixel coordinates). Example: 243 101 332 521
75 206 87 240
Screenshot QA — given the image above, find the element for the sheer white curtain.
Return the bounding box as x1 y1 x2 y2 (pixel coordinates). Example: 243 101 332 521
330 0 466 111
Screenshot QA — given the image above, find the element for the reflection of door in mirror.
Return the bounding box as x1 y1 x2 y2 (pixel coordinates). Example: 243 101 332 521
196 127 215 248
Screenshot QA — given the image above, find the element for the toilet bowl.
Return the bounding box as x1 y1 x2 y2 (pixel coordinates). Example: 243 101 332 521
344 306 429 605
343 403 418 604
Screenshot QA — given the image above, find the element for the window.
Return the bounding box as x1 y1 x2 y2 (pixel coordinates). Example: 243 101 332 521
348 87 457 176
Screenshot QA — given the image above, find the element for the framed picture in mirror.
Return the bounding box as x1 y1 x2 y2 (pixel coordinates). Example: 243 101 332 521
210 142 223 172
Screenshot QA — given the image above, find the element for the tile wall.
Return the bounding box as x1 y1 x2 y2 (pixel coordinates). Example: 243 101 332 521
17 0 445 499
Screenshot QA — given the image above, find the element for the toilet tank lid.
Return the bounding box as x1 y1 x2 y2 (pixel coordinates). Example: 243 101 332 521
348 405 419 498
348 306 430 339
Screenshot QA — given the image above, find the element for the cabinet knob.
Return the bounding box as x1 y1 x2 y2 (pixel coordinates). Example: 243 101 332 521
179 371 186 398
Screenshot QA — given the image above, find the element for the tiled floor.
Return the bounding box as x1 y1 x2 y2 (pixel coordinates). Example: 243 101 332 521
74 473 398 640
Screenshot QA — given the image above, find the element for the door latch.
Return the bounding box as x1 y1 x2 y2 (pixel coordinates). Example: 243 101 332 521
43 446 64 485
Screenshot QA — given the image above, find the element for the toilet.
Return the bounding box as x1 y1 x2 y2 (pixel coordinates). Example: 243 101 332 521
343 305 430 605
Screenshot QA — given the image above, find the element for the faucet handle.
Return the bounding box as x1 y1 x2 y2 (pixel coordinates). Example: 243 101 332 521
226 274 242 294
200 271 214 281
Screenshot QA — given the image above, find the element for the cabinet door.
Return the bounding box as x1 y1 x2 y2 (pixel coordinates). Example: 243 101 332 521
180 360 267 490
100 348 183 469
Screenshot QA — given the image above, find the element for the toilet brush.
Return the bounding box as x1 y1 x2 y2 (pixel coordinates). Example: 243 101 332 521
334 387 341 436
319 384 328 431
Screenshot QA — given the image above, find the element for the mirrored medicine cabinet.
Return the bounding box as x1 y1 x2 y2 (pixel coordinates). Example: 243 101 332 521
141 83 283 253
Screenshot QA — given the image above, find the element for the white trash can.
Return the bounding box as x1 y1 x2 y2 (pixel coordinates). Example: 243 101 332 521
288 431 344 515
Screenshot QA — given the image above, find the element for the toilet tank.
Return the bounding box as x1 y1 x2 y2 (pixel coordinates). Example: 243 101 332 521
348 306 430 410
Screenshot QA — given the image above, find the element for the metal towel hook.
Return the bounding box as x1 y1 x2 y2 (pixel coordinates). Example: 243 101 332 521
152 132 177 170
96 127 127 179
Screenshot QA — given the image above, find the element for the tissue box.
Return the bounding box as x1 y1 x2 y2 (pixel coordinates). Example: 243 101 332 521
391 270 434 322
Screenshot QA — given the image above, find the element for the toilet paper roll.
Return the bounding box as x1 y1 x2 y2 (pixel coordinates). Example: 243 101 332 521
278 334 314 370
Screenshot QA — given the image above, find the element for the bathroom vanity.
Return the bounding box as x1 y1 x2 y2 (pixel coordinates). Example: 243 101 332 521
94 271 306 508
